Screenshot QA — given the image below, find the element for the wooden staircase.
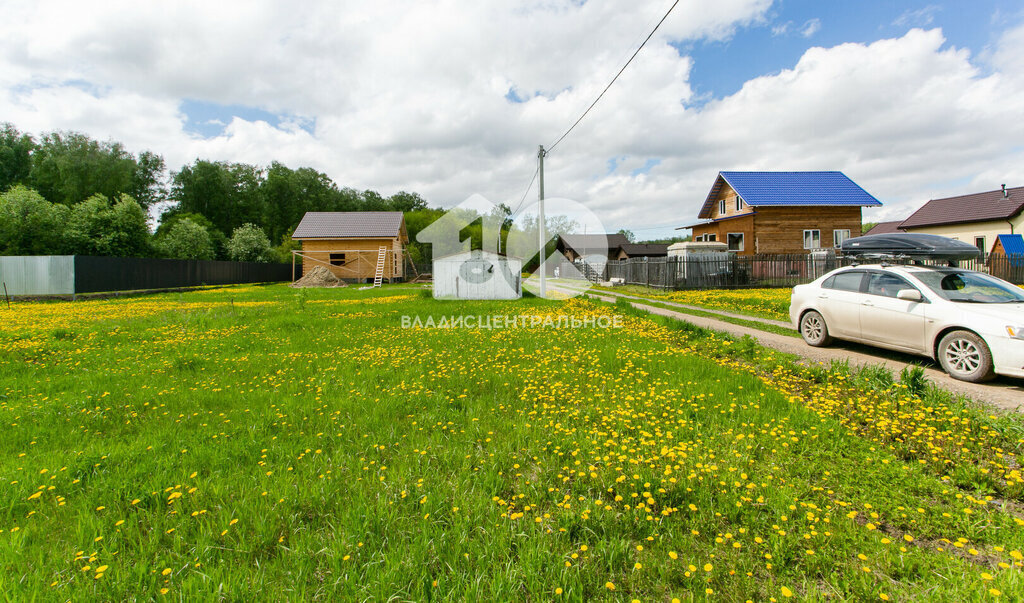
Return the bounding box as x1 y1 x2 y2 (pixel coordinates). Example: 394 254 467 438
580 261 602 283
372 246 387 287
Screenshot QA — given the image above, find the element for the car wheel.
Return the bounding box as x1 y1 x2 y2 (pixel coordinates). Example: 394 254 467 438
938 330 995 383
799 310 832 347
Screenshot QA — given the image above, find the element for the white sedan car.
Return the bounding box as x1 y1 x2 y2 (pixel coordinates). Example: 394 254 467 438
790 264 1024 382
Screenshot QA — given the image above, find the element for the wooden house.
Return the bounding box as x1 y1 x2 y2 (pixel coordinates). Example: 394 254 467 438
291 212 408 282
897 185 1024 254
684 172 882 255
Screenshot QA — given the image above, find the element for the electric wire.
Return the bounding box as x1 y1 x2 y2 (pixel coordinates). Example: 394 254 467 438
546 0 681 153
509 163 540 219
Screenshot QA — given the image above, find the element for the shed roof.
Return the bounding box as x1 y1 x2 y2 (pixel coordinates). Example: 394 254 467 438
863 220 905 236
292 212 407 240
899 186 1024 229
995 234 1024 255
617 243 669 257
557 233 630 253
698 171 882 219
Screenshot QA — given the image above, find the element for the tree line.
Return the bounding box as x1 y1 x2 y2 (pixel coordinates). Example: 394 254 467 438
0 123 434 263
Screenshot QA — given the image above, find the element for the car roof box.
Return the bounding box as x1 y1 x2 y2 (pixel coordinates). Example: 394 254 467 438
841 233 981 260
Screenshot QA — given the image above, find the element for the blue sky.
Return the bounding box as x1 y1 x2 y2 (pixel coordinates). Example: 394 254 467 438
681 0 1013 102
181 99 315 138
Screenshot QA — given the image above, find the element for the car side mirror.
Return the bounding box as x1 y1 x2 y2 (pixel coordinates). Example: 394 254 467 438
897 289 923 302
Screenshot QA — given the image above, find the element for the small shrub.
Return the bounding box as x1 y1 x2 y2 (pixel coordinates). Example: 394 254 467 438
899 365 928 398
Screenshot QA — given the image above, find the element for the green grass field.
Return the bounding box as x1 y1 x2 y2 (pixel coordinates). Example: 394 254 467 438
2 284 1023 600
590 285 794 323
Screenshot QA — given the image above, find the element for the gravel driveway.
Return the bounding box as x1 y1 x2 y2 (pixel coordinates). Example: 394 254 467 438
561 286 1024 413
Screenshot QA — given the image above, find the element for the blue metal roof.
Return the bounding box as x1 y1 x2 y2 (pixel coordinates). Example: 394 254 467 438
996 234 1024 267
698 171 882 219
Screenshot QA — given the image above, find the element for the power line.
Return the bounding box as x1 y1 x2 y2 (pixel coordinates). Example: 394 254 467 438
546 0 681 153
509 163 540 219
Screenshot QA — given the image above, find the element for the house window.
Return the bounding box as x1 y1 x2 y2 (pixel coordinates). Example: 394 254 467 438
974 236 986 253
706 233 717 242
735 197 743 211
833 229 851 248
727 233 744 252
803 229 821 249
329 253 346 266
718 199 726 215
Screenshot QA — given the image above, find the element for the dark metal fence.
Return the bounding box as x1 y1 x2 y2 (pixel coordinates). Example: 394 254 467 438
73 256 297 294
560 253 1024 291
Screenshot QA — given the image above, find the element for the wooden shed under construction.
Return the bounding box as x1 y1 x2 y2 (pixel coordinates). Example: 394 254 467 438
291 212 408 283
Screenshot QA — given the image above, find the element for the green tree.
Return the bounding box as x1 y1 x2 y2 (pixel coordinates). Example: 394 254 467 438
617 228 636 243
273 229 301 264
386 191 428 212
226 223 274 262
156 217 215 260
169 160 263 237
0 185 70 255
259 162 356 244
155 211 227 259
0 123 36 192
65 193 151 257
28 131 165 208
403 207 447 264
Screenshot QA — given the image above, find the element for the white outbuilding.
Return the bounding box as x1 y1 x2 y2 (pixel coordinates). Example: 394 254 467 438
432 250 522 299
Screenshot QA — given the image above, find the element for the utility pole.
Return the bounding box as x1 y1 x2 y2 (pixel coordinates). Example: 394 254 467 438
538 145 547 298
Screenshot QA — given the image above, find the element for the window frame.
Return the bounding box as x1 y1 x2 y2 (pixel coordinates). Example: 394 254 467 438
706 233 717 242
718 199 726 215
974 236 986 254
824 270 867 292
727 232 745 252
865 270 921 299
803 229 821 250
735 196 743 211
329 253 347 266
833 229 851 248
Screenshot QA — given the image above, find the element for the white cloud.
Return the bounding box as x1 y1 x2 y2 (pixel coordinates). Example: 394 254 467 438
800 18 821 38
1 2 1023 238
893 5 941 28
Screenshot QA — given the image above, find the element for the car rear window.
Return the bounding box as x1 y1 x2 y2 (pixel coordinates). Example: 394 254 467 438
825 271 864 292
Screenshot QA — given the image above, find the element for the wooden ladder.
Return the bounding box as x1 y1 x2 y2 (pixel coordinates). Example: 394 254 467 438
372 246 387 287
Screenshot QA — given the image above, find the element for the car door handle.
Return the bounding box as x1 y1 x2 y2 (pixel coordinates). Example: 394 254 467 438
818 294 829 300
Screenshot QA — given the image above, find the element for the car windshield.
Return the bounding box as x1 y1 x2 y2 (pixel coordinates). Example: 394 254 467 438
913 270 1024 303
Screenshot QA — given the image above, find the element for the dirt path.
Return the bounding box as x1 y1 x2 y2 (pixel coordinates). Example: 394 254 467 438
554 285 1024 412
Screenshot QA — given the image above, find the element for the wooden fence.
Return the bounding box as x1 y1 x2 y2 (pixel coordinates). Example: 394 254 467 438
561 253 1024 290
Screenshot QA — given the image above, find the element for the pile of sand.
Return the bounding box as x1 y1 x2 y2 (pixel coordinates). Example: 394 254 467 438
290 265 348 288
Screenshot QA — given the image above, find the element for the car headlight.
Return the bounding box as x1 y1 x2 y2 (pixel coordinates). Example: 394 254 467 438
1007 326 1024 340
